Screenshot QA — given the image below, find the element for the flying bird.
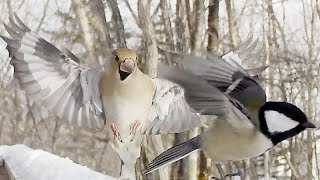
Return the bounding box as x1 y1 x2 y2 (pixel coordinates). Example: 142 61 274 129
1 15 269 179
143 45 316 176
0 15 203 179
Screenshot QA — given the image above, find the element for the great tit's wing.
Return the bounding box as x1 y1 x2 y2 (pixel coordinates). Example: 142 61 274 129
181 52 266 117
159 66 229 115
158 65 254 127
1 15 106 129
222 37 266 69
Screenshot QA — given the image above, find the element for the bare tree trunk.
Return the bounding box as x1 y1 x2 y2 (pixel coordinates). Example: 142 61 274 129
266 0 279 48
171 1 192 179
138 0 158 78
189 1 205 179
207 0 219 53
262 1 274 179
137 1 165 180
198 143 208 180
107 0 127 48
317 0 320 18
175 0 190 52
72 0 99 65
206 0 221 178
88 0 112 57
170 132 189 179
190 0 205 53
225 0 238 48
185 0 192 38
160 0 174 66
160 0 174 42
303 0 316 179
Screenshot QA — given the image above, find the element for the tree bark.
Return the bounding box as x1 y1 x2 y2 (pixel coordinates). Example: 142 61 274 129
138 0 158 78
160 0 174 66
225 0 238 48
206 0 221 178
191 0 205 53
175 0 190 52
88 0 112 56
106 0 127 48
72 0 99 65
317 0 320 18
160 0 173 41
207 0 220 53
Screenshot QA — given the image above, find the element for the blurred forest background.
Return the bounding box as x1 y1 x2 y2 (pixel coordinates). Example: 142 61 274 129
0 0 320 179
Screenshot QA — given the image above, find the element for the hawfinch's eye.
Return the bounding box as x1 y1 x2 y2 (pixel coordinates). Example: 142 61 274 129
115 55 120 63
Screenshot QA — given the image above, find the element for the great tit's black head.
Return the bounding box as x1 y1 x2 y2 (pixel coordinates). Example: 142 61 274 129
112 48 137 81
259 101 315 145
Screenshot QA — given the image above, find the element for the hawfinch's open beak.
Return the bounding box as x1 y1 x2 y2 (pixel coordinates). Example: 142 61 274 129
120 59 135 73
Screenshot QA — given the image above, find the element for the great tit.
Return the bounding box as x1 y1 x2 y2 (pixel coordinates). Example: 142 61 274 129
143 51 316 174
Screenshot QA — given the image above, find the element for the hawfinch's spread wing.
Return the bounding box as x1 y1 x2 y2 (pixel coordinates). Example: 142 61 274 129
143 78 207 135
1 15 105 129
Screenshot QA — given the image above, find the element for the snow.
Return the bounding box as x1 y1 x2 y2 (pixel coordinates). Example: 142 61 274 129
0 144 117 180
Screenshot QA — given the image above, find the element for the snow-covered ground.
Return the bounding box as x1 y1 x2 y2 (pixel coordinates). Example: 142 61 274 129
0 144 116 180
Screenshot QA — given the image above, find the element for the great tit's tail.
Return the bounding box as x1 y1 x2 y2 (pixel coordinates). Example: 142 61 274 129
143 135 201 174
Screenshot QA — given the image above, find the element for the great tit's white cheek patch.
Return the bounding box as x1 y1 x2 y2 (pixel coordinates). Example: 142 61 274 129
264 110 299 133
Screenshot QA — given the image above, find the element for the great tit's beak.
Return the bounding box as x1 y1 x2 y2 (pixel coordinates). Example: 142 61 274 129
301 121 316 128
120 58 135 73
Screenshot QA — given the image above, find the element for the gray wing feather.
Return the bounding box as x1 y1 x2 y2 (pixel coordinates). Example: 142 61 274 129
181 51 266 109
158 66 228 116
235 38 258 59
246 66 268 77
144 78 206 135
181 54 248 92
222 37 265 70
1 16 105 129
158 65 256 127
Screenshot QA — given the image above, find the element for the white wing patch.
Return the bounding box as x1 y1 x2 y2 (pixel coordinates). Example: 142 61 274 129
264 110 299 133
144 79 204 134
